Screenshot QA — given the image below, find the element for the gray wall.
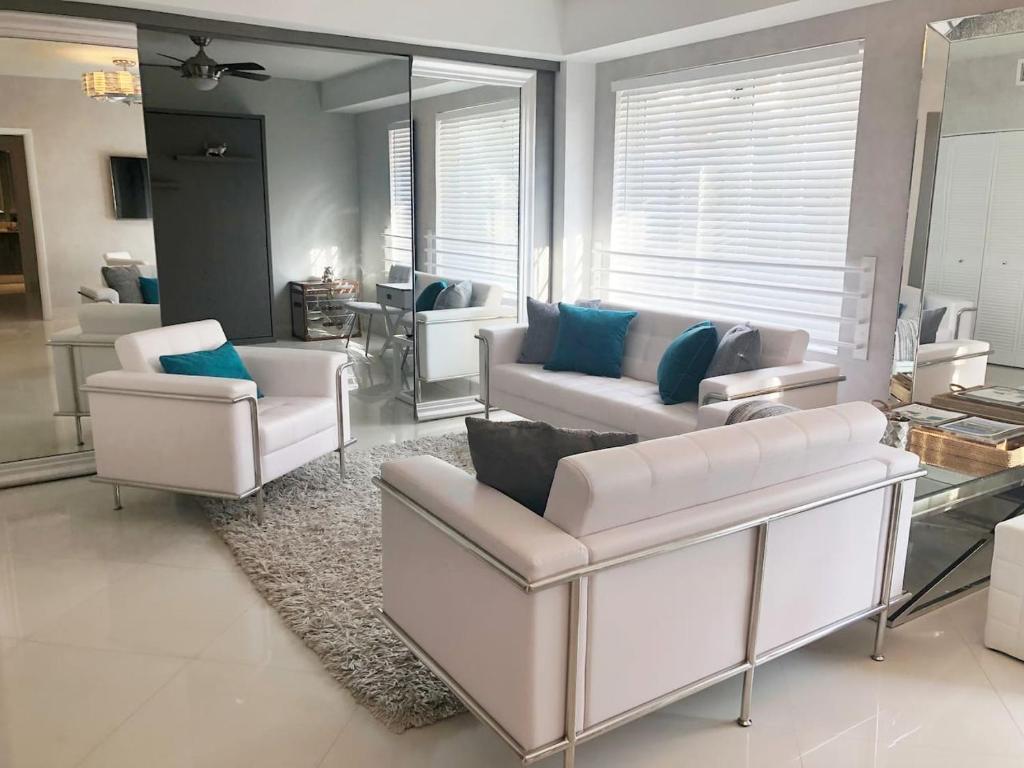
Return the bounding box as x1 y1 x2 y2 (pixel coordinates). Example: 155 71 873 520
140 67 361 339
0 74 155 316
943 40 1024 135
589 0 1017 403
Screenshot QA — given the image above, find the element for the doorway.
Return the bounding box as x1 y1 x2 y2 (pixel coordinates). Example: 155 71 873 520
0 134 41 320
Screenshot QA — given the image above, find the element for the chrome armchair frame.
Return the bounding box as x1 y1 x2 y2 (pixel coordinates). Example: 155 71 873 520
375 469 924 767
46 338 117 446
81 361 357 525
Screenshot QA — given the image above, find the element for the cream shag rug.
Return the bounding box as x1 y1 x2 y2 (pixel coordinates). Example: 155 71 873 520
202 433 473 732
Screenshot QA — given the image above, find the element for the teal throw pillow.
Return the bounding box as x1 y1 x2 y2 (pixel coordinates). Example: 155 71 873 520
138 276 160 304
657 321 719 405
415 280 448 312
544 303 638 378
159 341 263 398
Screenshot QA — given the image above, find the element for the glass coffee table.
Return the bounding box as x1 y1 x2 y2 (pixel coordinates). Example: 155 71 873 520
889 461 1024 625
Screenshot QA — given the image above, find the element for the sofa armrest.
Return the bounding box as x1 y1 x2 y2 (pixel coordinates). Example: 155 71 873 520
236 346 349 399
85 369 257 401
380 455 589 583
478 323 528 367
79 286 119 304
698 361 843 407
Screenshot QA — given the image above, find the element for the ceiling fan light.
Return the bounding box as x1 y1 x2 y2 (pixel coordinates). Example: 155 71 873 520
191 76 219 91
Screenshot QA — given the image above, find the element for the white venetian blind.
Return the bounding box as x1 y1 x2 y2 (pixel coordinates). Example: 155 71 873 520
433 101 520 303
386 122 413 262
604 42 866 353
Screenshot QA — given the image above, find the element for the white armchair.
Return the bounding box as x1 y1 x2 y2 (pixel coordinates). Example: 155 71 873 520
84 320 354 523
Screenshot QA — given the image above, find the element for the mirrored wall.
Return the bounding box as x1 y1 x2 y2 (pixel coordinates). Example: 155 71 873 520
894 9 1024 409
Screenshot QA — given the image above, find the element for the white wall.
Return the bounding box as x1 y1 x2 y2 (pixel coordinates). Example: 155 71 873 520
140 67 362 339
0 74 154 315
584 0 1018 403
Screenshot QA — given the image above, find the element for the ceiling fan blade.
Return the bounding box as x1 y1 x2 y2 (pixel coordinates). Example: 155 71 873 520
142 63 181 69
217 62 265 71
223 70 271 81
157 52 186 63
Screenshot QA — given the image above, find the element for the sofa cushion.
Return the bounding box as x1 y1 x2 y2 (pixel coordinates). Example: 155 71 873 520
519 297 601 365
920 306 947 345
139 276 160 305
159 341 263 398
545 304 638 378
102 265 143 304
258 396 336 454
706 323 761 379
657 321 718 405
434 280 473 310
466 418 637 515
491 363 699 438
415 280 448 312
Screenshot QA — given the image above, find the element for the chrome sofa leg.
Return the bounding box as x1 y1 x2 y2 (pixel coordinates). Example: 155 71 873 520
255 487 266 525
74 415 84 446
112 483 122 510
338 445 345 479
737 669 754 727
872 618 887 662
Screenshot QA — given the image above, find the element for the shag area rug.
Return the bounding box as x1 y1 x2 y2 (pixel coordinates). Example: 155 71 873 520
201 433 473 732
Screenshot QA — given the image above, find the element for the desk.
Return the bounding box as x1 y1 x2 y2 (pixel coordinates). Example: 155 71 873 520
376 282 413 353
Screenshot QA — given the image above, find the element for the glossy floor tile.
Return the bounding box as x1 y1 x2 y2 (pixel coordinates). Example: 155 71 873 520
0 383 1023 766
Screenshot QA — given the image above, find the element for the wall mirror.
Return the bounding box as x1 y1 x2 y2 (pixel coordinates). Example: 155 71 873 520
894 8 1024 413
402 58 538 421
0 14 154 480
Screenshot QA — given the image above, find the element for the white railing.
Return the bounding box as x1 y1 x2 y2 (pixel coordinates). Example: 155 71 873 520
591 247 875 358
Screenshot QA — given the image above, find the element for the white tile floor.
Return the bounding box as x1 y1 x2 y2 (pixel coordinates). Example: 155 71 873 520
1 355 1023 767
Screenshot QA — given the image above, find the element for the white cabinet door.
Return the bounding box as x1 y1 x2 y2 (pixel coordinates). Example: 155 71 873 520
976 132 1024 367
924 133 996 303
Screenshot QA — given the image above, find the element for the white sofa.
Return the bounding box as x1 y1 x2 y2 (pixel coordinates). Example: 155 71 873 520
48 302 162 444
408 270 516 384
378 402 921 766
478 303 842 439
79 256 158 305
84 320 353 523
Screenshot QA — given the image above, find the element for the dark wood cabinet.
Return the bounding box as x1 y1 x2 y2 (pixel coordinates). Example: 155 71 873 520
144 109 274 342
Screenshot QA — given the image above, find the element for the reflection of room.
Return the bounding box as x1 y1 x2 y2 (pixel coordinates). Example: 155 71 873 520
0 31 154 464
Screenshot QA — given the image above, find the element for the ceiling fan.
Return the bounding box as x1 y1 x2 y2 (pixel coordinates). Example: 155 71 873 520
154 35 270 91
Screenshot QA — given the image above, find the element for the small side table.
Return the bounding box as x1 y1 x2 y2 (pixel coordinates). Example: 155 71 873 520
376 282 413 354
290 280 360 341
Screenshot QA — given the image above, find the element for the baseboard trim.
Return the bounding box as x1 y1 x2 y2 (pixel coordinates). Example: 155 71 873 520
0 451 96 489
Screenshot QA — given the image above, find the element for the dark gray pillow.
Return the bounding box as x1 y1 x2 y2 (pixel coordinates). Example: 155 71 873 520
725 400 798 425
919 306 947 344
465 418 637 516
101 265 143 304
518 297 601 364
705 323 762 379
434 279 473 310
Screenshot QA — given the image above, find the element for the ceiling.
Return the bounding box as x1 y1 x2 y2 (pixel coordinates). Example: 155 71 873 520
0 37 138 80
137 30 394 82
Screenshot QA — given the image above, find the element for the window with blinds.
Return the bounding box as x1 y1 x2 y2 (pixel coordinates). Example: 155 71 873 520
433 101 520 304
386 123 412 264
603 42 867 354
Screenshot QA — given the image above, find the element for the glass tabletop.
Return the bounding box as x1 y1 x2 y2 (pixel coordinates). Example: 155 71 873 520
913 461 1024 517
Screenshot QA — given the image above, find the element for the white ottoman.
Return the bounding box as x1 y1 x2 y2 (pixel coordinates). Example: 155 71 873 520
985 515 1024 660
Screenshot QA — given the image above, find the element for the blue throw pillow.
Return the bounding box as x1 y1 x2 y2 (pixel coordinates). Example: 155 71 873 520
657 321 719 405
138 276 160 305
544 303 638 378
415 280 448 312
159 341 263 398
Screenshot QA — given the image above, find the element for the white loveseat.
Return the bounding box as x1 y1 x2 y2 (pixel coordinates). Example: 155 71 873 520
478 303 842 439
48 302 162 444
378 402 921 766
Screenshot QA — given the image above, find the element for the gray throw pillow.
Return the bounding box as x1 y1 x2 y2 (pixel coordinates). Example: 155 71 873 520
725 400 798 425
705 323 762 379
518 297 601 364
919 306 947 344
465 418 637 516
433 279 473 310
101 265 143 304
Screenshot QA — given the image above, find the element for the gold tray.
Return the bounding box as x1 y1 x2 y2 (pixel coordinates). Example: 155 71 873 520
909 426 1024 474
